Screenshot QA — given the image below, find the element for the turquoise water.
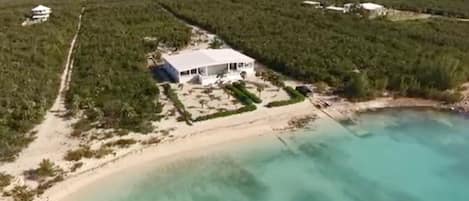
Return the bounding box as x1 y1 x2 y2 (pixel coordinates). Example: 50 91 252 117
73 109 469 201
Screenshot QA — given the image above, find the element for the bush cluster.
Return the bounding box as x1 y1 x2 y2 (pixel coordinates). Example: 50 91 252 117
64 146 113 161
194 104 256 121
0 172 12 191
266 86 305 107
224 85 253 105
232 82 262 103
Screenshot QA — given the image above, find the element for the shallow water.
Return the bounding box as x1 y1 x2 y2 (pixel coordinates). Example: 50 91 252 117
72 109 469 201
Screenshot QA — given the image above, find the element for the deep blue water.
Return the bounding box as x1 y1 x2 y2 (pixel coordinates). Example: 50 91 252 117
71 109 469 201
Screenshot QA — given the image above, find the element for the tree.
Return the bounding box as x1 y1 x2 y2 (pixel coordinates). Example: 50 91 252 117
343 73 372 100
209 37 224 49
199 99 208 108
37 159 57 177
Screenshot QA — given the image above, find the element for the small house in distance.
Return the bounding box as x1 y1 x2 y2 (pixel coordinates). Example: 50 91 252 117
31 5 52 22
162 49 255 85
344 2 387 18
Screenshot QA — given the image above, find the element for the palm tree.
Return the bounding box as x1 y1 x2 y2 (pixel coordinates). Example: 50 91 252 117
256 85 265 97
199 99 208 108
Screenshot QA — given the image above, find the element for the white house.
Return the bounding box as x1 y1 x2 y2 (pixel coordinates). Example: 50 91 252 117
162 49 255 85
31 5 52 22
344 2 387 17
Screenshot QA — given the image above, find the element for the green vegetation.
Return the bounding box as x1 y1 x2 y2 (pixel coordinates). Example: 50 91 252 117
0 0 81 162
159 0 469 101
23 159 62 181
104 138 137 148
266 86 306 107
0 172 13 191
3 185 35 201
70 162 83 172
225 85 254 105
35 175 64 195
66 0 191 132
194 84 257 121
209 37 224 49
64 146 113 161
162 84 192 125
232 82 262 103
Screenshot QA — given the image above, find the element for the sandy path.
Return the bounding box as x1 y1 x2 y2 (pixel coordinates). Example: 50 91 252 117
1 8 85 179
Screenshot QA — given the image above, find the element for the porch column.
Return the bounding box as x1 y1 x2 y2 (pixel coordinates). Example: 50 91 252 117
205 66 208 76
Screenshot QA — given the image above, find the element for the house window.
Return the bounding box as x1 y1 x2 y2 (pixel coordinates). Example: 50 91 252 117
198 68 206 75
190 69 197 75
238 63 244 68
229 63 237 71
180 70 190 76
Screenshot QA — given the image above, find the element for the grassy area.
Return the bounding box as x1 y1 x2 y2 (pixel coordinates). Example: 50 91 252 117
66 0 191 132
0 0 81 162
159 0 469 101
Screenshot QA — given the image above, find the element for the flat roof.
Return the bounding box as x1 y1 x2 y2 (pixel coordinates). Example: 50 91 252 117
361 3 384 10
302 1 321 5
32 5 51 11
326 6 345 11
163 49 255 72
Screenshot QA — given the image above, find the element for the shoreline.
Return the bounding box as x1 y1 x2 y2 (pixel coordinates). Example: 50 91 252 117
5 97 467 201
39 101 322 201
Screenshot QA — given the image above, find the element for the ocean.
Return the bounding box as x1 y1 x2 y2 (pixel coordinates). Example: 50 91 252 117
69 109 469 201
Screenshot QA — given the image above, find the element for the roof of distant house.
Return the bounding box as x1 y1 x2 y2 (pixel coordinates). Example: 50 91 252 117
163 49 255 72
326 6 346 11
302 1 321 5
32 5 51 11
360 3 384 10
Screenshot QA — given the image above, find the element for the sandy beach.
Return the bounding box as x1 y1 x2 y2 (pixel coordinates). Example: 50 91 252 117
38 101 322 201
38 95 450 201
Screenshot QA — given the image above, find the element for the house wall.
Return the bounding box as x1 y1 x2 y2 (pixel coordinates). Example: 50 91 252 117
163 63 180 82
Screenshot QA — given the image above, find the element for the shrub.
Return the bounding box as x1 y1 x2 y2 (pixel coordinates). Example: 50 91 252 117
232 82 262 103
24 159 61 181
266 86 305 107
64 146 114 161
4 185 35 201
64 147 94 161
0 172 13 191
224 85 253 105
194 104 257 121
105 139 137 148
70 162 83 172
